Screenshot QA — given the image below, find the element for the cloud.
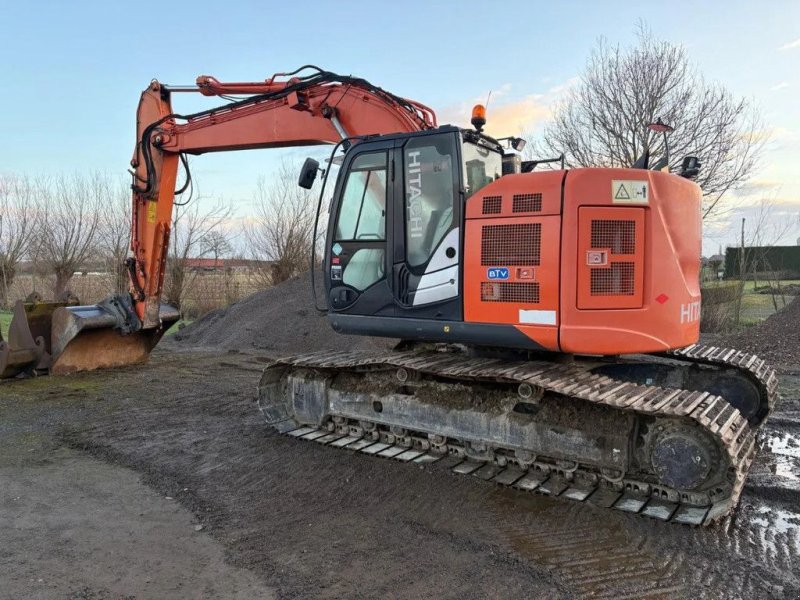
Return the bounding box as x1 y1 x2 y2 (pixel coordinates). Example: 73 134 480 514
546 77 580 95
437 95 551 137
770 81 789 91
730 179 782 199
436 77 577 137
779 38 800 50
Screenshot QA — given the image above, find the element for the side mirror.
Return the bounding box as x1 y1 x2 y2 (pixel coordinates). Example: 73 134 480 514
298 158 320 189
680 156 701 179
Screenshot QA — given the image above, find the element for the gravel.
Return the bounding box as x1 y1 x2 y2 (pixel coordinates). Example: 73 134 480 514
719 296 800 367
169 271 394 355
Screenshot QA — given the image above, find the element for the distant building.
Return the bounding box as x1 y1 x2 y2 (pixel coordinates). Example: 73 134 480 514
183 258 272 272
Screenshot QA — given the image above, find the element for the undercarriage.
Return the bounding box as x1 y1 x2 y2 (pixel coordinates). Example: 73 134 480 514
258 344 777 525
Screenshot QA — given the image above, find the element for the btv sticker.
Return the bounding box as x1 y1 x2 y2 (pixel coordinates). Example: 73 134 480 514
332 243 343 256
487 267 509 280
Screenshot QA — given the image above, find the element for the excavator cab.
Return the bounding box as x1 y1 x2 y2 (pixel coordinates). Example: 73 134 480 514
322 127 502 334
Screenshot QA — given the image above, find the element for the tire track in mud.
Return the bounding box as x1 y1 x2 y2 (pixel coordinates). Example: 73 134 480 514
43 353 800 599
461 375 800 599
485 492 688 599
480 480 799 599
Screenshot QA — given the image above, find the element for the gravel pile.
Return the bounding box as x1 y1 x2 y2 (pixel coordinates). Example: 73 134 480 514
719 296 800 367
170 271 394 356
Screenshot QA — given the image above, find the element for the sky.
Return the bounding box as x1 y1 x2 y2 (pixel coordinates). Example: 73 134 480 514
1 0 798 255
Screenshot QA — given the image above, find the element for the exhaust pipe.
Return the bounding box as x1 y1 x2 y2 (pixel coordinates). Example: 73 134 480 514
0 293 179 379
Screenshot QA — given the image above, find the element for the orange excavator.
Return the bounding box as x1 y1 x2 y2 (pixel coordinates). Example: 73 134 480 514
0 66 776 524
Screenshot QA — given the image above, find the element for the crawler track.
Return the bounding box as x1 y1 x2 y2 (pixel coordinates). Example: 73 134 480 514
259 344 777 525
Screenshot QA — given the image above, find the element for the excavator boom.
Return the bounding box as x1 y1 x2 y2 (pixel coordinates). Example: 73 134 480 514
0 66 435 377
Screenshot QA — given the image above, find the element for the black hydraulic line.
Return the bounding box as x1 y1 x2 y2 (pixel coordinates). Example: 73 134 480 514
133 67 431 196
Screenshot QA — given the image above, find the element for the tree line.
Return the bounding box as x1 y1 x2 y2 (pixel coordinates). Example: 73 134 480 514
0 166 318 311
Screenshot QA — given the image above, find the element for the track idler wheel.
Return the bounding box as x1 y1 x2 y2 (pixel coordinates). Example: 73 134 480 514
649 423 718 490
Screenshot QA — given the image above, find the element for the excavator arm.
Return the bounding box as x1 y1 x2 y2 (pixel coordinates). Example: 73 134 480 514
0 67 436 377
130 66 436 328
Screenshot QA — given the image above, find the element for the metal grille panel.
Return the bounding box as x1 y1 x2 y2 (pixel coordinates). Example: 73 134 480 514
482 195 502 215
591 220 635 254
481 223 541 266
481 282 540 303
512 193 542 213
590 262 635 296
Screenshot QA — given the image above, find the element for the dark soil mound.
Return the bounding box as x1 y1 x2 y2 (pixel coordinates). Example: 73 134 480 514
168 271 395 355
720 296 800 367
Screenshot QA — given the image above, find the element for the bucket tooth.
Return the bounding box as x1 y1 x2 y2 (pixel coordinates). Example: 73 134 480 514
49 303 179 375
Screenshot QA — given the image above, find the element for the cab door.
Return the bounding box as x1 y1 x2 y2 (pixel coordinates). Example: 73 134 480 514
326 142 395 316
391 131 462 320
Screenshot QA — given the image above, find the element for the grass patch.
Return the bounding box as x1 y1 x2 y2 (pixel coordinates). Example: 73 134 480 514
164 320 193 336
0 310 11 340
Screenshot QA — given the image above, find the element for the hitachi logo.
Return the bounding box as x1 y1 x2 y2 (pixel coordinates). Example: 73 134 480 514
406 150 423 239
680 301 701 324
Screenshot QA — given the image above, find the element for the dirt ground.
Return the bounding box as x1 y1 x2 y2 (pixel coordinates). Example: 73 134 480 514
1 344 799 600
2 277 800 598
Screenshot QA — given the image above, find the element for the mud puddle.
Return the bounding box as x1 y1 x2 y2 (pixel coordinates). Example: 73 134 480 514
768 431 800 458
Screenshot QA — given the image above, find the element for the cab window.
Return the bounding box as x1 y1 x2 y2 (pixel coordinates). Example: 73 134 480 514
335 152 387 241
403 135 456 267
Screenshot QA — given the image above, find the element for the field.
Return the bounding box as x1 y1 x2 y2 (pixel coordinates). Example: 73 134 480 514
701 279 799 325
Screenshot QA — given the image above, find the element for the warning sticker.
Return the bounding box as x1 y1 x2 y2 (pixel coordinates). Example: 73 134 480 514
612 180 649 204
147 201 157 223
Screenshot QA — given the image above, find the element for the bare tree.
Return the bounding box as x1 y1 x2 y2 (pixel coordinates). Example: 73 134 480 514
34 174 103 297
203 230 233 263
0 175 36 307
97 177 132 295
164 200 231 310
530 25 765 219
245 162 317 286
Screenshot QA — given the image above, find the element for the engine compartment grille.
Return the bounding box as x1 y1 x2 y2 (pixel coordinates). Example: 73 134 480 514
481 195 502 215
591 220 635 254
481 223 541 266
590 262 635 296
512 193 543 213
480 282 540 303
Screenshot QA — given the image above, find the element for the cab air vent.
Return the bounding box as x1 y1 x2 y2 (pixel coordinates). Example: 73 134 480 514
512 193 542 213
482 195 502 215
481 223 541 266
481 282 540 303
